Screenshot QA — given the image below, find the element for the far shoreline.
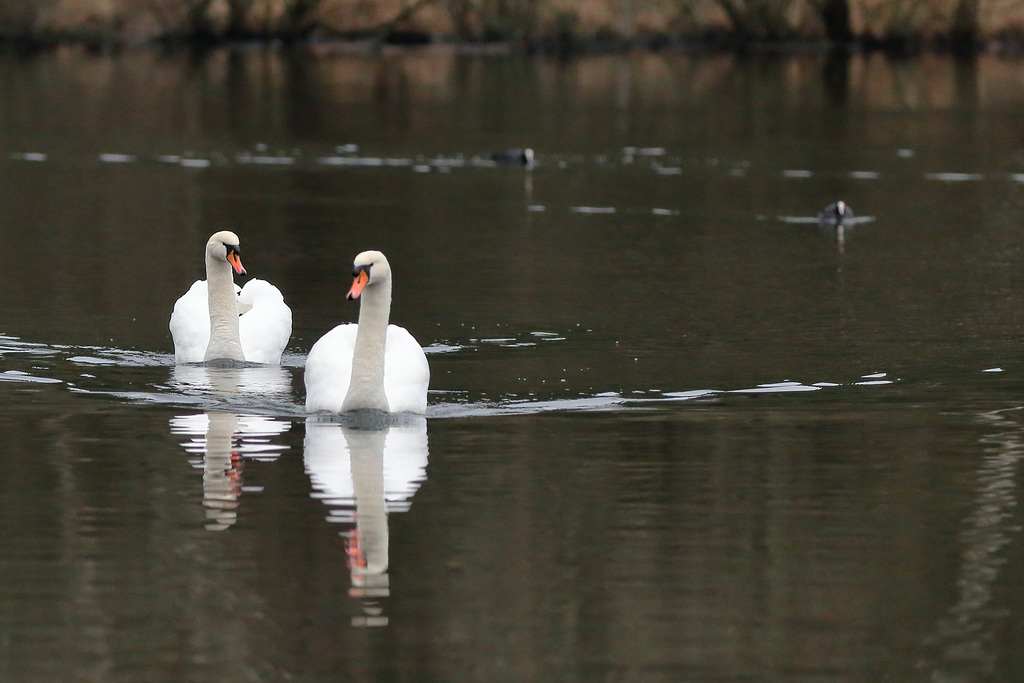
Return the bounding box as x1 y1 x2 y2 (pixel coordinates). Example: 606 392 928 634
4 32 1024 60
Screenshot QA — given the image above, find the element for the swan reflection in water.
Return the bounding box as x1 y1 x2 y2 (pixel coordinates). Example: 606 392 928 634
169 365 292 530
303 414 429 627
168 363 293 402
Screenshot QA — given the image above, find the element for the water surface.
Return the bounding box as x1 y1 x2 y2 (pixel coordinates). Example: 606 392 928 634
1 48 1024 681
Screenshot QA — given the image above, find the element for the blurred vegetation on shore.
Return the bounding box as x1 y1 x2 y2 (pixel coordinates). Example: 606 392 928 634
1 0 1023 54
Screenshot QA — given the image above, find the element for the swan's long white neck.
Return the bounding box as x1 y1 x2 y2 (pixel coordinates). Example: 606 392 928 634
342 277 392 412
203 249 245 362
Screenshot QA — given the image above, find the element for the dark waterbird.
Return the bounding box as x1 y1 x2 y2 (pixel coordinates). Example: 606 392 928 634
818 200 854 225
491 147 534 167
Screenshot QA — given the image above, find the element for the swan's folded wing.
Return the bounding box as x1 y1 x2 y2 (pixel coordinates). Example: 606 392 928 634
238 279 292 365
383 325 430 415
169 280 210 364
304 324 358 413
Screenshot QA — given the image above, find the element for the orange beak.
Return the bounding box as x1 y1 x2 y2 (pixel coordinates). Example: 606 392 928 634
226 250 246 276
347 270 369 300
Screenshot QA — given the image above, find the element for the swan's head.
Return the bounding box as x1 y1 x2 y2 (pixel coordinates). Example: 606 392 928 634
347 250 391 300
206 230 246 276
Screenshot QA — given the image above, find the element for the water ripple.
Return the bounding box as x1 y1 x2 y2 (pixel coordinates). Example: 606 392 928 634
8 144 1024 195
0 370 62 384
0 333 965 421
731 381 821 394
570 206 616 214
926 172 985 182
99 153 135 163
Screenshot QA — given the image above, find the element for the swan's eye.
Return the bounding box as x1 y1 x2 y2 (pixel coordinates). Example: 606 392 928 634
352 264 371 278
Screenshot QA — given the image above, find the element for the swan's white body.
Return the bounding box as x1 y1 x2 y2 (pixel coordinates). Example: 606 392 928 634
304 250 429 415
170 231 292 365
305 324 429 414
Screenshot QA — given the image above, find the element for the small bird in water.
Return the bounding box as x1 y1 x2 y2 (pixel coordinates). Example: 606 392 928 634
491 147 534 167
818 200 854 225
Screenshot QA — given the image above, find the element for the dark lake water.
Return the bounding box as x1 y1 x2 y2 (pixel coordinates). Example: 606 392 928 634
3 46 1024 680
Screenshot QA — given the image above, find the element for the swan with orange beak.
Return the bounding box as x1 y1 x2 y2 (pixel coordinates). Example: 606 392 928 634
170 231 292 364
305 250 429 414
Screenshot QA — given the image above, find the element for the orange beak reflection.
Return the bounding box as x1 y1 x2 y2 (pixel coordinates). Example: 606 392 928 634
347 270 369 300
227 250 246 276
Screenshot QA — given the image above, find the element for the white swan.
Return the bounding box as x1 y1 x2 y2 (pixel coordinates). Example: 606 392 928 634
169 231 292 364
304 250 429 414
